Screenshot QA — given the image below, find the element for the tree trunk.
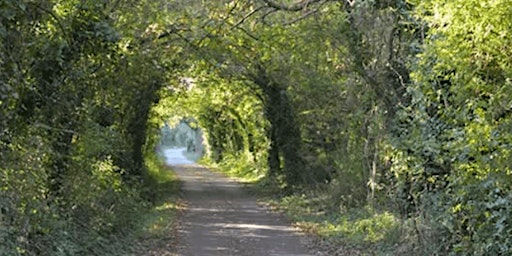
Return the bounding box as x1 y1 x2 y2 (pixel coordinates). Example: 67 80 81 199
267 124 281 177
252 66 306 187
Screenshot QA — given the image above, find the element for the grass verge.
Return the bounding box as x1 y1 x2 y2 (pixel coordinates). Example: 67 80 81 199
203 152 266 183
261 193 406 255
208 159 410 255
131 152 183 255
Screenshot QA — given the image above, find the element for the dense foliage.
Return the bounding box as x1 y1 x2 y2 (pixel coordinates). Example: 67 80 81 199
156 0 512 254
2 0 512 255
0 0 172 254
393 0 512 253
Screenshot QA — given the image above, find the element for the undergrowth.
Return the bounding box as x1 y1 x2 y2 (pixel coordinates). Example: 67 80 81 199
132 151 183 255
209 157 425 256
257 182 454 256
205 152 267 183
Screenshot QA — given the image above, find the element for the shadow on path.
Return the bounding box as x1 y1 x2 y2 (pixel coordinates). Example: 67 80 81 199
163 148 312 256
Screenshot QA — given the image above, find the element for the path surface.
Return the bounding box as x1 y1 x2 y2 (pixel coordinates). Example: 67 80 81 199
163 148 313 256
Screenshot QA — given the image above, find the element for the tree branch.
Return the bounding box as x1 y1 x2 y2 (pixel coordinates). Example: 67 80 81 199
30 3 72 46
259 0 334 26
260 0 326 12
231 6 266 30
282 9 318 25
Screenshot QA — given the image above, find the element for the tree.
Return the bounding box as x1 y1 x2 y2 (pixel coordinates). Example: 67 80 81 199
0 0 175 254
392 0 512 253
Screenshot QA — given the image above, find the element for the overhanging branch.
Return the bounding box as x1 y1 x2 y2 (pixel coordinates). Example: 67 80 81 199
260 0 326 12
258 0 335 26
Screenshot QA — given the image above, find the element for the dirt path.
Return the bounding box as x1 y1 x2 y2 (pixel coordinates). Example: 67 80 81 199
164 148 313 256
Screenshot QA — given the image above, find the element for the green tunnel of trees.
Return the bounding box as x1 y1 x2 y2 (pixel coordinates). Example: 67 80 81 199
2 0 512 255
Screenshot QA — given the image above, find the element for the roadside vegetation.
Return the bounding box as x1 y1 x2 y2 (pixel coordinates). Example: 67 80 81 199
133 151 183 255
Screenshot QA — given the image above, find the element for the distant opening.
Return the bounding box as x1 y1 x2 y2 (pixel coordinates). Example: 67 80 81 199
158 118 205 164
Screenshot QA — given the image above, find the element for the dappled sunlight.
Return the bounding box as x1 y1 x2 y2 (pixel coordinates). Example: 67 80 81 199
173 164 313 255
187 206 261 214
322 211 398 243
154 202 182 211
212 223 296 232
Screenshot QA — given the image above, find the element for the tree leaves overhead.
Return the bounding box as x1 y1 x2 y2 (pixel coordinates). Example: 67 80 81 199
2 0 512 255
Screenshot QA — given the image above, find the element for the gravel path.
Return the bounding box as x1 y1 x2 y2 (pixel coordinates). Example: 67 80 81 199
164 148 313 256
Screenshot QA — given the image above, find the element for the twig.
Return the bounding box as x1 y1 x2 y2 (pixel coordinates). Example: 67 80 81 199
282 9 319 25
260 0 325 12
34 123 76 135
29 3 72 46
231 6 265 30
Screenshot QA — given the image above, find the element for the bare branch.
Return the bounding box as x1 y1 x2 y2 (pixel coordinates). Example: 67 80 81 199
157 25 192 40
258 0 335 26
261 8 278 26
35 123 76 135
260 0 325 12
282 9 318 25
231 6 265 30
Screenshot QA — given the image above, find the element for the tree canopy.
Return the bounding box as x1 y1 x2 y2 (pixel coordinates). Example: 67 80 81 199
2 0 512 255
